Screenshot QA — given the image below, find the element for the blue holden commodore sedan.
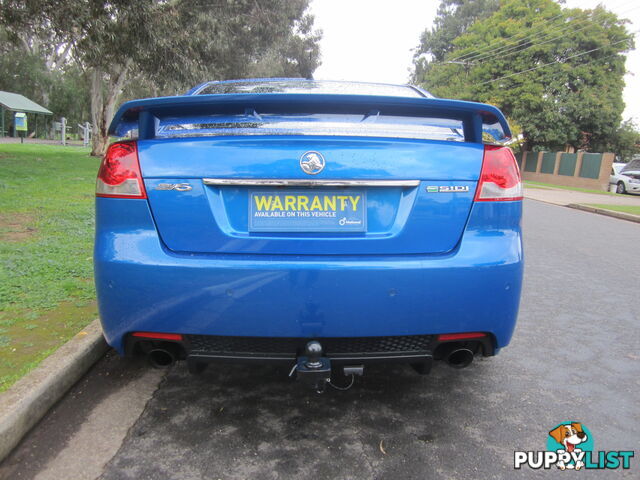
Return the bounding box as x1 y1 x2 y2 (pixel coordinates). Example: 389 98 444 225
95 78 523 391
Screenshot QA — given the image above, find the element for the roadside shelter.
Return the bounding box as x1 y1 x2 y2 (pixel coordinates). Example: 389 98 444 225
0 91 53 138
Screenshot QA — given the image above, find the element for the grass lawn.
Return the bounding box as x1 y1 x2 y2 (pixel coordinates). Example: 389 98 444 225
0 143 100 391
585 204 640 216
523 180 616 196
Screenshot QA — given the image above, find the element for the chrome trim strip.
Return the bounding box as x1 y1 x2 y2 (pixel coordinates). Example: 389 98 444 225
202 178 420 187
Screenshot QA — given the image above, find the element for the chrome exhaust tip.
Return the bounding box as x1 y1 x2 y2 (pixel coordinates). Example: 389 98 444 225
148 348 176 368
445 347 474 369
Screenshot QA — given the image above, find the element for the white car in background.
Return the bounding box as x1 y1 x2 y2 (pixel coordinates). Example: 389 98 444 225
610 162 640 195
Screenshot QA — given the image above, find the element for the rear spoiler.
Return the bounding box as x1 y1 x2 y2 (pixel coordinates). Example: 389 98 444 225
108 93 511 143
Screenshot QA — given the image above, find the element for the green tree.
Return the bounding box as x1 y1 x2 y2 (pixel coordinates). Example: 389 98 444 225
0 27 90 133
247 14 321 79
412 0 499 83
606 120 640 162
412 0 634 152
1 0 321 155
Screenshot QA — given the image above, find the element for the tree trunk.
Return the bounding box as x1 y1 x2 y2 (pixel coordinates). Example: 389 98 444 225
90 69 107 156
90 64 130 156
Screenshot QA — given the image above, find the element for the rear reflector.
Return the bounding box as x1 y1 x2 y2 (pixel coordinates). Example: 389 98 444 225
132 332 183 341
474 145 522 201
96 141 146 199
438 332 487 341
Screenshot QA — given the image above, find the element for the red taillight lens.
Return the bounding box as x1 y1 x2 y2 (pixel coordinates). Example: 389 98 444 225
438 332 486 341
96 141 146 199
474 145 523 201
132 332 183 341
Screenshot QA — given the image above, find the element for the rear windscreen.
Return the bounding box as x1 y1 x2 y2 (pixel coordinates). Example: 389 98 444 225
194 80 428 98
155 113 465 142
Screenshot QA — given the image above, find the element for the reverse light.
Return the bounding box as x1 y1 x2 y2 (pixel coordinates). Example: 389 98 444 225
132 332 183 341
96 141 146 198
438 332 487 341
474 145 523 201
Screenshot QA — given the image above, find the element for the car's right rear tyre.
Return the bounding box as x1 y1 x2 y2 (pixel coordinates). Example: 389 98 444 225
617 182 626 194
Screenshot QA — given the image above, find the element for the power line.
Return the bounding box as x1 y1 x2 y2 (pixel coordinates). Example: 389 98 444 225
472 51 626 93
463 17 619 66
448 12 568 62
473 32 637 86
447 0 636 62
459 17 593 64
446 1 639 65
477 38 632 87
464 19 591 62
462 3 640 65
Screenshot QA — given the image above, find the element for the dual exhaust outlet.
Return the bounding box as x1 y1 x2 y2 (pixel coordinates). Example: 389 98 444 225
144 341 477 371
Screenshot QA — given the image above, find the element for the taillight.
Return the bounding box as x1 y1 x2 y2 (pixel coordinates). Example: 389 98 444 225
132 332 183 341
96 141 146 199
474 145 522 201
438 332 487 341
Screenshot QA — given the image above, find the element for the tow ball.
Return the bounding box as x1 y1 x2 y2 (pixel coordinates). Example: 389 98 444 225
295 341 332 392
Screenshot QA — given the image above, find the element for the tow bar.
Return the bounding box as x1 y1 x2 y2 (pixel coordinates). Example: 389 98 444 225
291 341 363 393
294 341 332 392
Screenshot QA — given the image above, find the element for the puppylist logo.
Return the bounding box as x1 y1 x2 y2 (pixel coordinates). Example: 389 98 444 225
514 422 634 471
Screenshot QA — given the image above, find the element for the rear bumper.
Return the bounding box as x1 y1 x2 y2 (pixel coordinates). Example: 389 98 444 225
95 198 523 355
128 332 495 366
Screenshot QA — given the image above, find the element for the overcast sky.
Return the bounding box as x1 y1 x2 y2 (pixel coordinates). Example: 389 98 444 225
310 0 639 122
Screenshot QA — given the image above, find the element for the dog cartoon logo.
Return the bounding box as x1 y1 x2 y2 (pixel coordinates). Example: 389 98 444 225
548 423 589 470
515 422 633 470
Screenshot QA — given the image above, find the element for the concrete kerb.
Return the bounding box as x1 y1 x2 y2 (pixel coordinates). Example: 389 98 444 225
0 319 108 462
568 204 640 224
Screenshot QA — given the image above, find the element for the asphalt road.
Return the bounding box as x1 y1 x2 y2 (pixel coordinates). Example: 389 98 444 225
1 199 639 480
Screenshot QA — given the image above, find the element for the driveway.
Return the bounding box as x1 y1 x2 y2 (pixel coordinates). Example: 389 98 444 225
1 199 639 480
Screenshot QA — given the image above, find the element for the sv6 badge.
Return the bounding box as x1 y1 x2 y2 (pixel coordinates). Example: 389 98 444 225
426 185 470 193
155 183 193 192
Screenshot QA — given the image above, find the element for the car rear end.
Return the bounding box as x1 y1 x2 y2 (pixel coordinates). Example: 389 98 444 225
94 80 523 387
